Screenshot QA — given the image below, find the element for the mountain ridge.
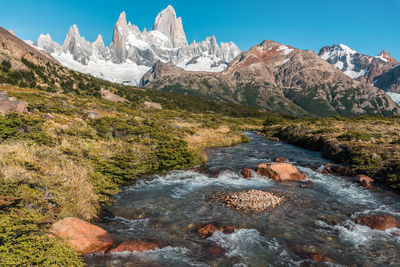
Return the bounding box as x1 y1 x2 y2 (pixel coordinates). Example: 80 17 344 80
30 5 241 86
141 40 400 117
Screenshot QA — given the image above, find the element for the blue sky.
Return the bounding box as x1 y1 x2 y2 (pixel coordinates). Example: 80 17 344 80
1 0 399 59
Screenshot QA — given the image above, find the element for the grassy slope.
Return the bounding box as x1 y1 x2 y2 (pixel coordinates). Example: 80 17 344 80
0 58 266 265
262 116 400 189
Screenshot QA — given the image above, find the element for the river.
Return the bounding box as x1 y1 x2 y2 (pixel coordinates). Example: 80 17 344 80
85 132 400 266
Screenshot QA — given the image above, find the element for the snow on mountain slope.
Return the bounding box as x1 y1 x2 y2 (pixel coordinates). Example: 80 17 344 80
387 92 400 105
30 5 241 86
319 44 371 79
319 44 398 84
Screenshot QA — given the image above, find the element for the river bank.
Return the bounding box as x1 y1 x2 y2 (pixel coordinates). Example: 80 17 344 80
262 116 400 191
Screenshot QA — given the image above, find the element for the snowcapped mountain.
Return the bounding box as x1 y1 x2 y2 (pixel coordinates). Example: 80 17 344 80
319 44 373 79
319 44 398 83
30 5 241 86
319 44 399 105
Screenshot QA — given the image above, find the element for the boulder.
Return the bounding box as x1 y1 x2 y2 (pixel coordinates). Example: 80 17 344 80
321 163 355 177
50 217 115 254
241 168 252 178
197 222 236 239
257 163 307 181
214 190 283 212
273 157 288 163
100 88 127 102
107 240 161 254
83 111 99 119
201 243 226 259
355 175 374 188
0 91 28 114
354 215 400 231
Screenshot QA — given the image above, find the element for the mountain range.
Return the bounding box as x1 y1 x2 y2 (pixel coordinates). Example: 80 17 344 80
141 40 399 116
29 5 241 86
4 4 400 116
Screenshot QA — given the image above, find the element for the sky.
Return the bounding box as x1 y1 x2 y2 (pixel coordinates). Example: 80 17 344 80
1 0 399 59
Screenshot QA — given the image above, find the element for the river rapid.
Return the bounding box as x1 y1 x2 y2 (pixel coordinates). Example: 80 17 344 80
85 132 400 266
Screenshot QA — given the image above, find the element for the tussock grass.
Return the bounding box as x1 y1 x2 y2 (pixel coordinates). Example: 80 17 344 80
0 141 99 220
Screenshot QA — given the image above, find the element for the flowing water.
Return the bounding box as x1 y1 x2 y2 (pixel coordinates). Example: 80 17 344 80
86 132 400 267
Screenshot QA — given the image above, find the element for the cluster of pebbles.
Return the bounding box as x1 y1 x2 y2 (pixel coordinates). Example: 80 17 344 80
214 189 284 212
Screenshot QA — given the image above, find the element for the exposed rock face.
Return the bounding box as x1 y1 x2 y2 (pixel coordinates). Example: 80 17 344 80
107 240 161 254
0 91 28 114
50 217 115 254
354 215 400 231
152 5 188 48
374 65 400 93
319 44 398 84
0 27 59 68
31 6 241 86
142 40 400 117
214 190 283 212
257 163 307 181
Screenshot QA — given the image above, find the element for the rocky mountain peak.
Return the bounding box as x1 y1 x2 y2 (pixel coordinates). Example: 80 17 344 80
152 5 188 48
35 33 62 54
116 11 128 27
93 34 105 48
376 50 398 64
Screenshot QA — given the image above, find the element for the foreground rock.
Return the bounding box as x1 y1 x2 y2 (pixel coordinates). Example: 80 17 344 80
354 215 400 231
214 190 283 212
355 175 374 188
197 222 235 239
0 91 28 114
50 217 115 254
257 163 307 181
108 240 161 254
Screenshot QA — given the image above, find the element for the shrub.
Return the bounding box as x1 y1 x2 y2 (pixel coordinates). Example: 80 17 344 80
0 209 82 266
0 113 55 145
337 131 371 142
263 116 286 127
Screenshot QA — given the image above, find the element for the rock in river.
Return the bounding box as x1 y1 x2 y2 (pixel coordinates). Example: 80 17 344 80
197 222 236 239
214 189 283 212
257 162 307 181
108 240 162 254
354 215 400 231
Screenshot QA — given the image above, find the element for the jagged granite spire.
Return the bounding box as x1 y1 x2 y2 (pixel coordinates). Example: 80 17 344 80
152 5 188 48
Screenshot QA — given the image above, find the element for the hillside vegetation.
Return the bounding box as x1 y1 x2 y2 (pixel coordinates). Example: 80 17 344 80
0 57 265 265
262 115 400 189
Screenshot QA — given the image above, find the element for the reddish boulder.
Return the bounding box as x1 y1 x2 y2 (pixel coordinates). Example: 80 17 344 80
322 164 355 177
197 223 236 239
50 217 115 254
241 168 252 178
257 163 307 181
355 175 374 189
354 215 400 231
273 157 288 163
108 240 161 254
